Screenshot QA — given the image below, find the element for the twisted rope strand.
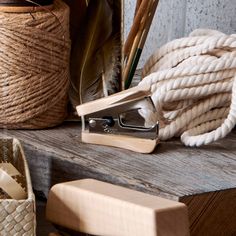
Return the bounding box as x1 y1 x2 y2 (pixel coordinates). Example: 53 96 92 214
140 29 236 146
143 29 236 76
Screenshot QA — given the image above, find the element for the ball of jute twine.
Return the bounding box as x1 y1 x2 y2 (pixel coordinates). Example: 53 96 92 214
139 29 236 147
0 0 70 129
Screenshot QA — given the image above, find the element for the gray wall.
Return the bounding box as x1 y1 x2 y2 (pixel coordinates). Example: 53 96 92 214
124 0 236 68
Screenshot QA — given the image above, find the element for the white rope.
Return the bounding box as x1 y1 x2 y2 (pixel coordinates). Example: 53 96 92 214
139 29 236 147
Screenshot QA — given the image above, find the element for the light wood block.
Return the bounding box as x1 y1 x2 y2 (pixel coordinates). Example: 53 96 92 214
0 5 53 13
46 179 190 236
81 132 158 154
49 233 62 236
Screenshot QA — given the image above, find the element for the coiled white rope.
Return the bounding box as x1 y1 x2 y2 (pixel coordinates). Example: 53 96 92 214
139 29 236 147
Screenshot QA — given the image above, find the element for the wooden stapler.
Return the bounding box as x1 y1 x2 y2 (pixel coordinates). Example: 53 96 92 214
76 85 159 153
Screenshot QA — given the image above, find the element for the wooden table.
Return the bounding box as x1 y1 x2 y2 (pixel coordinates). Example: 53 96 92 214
2 122 236 236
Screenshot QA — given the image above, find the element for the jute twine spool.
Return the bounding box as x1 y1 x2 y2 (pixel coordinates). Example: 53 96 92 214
0 0 70 129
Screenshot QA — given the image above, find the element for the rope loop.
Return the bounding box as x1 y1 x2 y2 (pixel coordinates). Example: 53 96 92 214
140 29 236 146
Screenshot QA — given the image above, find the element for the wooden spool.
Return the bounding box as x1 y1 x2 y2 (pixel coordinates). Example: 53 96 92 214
0 0 54 12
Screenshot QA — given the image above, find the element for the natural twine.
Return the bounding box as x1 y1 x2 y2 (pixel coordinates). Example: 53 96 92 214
0 0 70 129
140 29 236 147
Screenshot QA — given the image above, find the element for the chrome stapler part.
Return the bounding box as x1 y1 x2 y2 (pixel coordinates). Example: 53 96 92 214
76 85 159 153
87 96 158 139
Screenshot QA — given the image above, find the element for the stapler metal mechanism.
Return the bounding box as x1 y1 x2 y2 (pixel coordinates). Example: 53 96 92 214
76 85 159 153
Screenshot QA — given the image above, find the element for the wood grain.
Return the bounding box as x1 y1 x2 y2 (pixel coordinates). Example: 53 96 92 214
1 122 236 235
0 4 53 12
47 179 189 236
48 233 62 236
81 132 158 154
181 189 236 236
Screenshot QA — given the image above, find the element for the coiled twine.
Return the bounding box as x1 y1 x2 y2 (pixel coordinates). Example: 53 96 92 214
0 0 70 129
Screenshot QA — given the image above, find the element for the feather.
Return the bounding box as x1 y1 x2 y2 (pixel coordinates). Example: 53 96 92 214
69 0 121 106
98 35 121 97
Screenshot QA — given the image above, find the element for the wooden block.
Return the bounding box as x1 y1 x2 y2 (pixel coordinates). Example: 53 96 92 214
48 233 62 236
0 4 53 12
46 179 190 236
81 131 158 154
0 0 54 12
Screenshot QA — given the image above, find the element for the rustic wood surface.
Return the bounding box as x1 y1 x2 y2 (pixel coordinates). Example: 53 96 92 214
1 122 236 235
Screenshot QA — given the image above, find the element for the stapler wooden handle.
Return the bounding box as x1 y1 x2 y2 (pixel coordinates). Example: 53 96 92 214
76 85 159 153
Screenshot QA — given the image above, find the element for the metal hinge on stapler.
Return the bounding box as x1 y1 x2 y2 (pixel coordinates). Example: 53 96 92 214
76 85 159 153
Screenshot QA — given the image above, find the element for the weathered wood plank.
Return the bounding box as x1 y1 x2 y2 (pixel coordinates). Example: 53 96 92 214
1 122 236 235
1 123 236 197
2 123 236 197
181 189 236 236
